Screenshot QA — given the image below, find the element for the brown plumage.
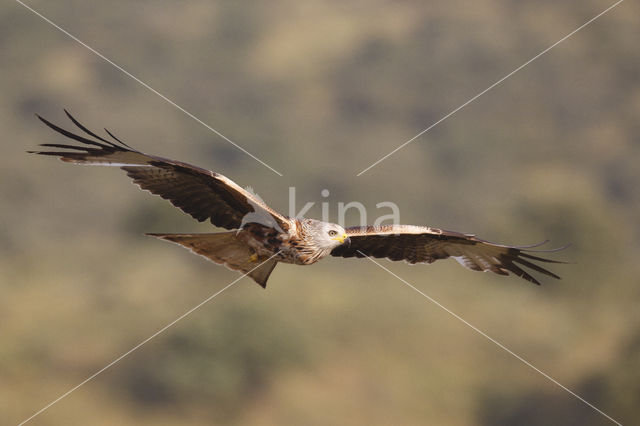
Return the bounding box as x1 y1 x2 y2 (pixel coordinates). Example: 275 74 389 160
30 111 567 288
330 225 567 285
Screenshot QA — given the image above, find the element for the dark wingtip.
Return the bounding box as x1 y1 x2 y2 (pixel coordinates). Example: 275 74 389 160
34 110 134 154
104 127 134 149
63 109 80 127
36 113 52 126
521 272 542 286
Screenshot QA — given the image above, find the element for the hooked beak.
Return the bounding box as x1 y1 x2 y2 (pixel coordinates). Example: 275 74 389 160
332 234 351 246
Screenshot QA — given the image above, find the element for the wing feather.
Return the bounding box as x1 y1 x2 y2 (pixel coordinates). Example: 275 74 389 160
29 112 289 231
331 225 566 285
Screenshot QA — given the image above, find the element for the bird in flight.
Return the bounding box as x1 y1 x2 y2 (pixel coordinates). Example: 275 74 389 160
30 111 566 288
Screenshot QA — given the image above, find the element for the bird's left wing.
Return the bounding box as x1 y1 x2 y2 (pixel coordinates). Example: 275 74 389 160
29 111 289 232
331 225 567 285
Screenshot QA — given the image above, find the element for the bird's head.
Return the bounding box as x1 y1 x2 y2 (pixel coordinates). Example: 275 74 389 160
306 219 350 250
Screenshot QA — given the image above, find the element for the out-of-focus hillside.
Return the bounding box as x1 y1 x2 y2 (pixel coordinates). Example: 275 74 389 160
2 1 639 425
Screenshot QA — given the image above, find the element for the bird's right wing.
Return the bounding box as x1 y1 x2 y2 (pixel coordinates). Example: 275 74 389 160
29 111 289 232
331 224 567 285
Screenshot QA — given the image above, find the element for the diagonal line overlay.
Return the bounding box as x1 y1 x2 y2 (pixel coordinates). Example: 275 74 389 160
14 0 626 424
15 0 283 176
358 251 622 426
17 253 281 426
356 0 625 176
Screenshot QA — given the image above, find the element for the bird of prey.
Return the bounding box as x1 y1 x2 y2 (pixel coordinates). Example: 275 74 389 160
30 111 566 288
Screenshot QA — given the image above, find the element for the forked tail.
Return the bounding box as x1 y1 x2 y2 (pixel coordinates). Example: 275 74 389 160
146 232 278 288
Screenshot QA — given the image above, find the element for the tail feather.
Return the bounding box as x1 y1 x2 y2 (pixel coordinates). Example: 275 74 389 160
147 232 278 288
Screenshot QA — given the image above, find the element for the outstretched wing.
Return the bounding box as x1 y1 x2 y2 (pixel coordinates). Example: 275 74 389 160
29 111 289 231
331 225 567 285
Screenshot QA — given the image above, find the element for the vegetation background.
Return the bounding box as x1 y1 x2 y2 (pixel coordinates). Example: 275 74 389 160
2 0 638 424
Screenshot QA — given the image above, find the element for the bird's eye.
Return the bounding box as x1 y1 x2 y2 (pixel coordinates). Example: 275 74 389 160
328 230 337 237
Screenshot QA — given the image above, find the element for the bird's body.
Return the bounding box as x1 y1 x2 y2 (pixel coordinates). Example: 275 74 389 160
220 219 346 266
30 112 566 288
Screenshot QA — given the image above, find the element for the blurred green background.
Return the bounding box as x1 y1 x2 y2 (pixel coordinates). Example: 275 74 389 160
2 0 639 424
